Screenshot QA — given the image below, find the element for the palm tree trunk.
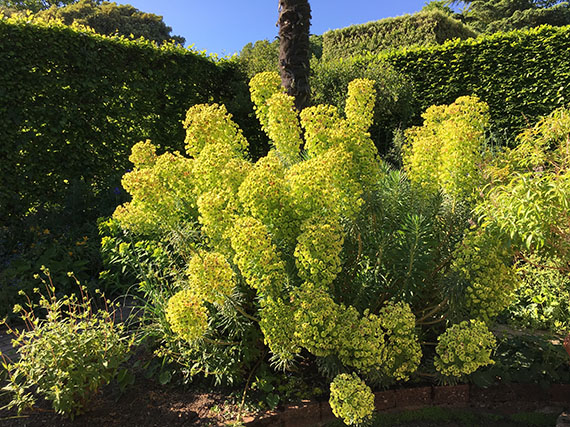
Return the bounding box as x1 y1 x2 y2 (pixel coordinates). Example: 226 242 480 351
277 0 311 111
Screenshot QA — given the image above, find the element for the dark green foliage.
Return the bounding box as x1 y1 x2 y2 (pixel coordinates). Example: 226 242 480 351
321 11 477 61
34 0 185 45
0 18 254 228
472 331 570 386
458 0 570 33
310 56 414 154
0 0 80 13
385 24 570 144
0 18 261 315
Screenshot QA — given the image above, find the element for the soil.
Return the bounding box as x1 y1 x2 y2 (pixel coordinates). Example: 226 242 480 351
0 375 247 426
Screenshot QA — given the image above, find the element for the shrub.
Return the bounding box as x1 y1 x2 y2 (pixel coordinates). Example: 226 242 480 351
103 73 569 423
434 319 496 378
322 11 476 61
0 269 133 418
506 256 570 332
478 106 570 267
386 25 570 144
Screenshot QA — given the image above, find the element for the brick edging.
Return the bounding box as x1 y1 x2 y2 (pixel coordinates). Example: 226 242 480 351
245 383 570 426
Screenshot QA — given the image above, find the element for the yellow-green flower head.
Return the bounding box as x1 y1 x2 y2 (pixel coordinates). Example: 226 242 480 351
294 217 344 288
329 372 374 426
165 289 208 343
434 319 496 377
293 283 342 357
183 103 248 159
187 251 235 306
129 139 157 168
451 228 517 322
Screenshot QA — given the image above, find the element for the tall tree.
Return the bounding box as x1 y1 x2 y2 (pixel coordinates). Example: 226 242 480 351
33 0 184 44
0 0 83 13
448 0 570 32
277 0 311 111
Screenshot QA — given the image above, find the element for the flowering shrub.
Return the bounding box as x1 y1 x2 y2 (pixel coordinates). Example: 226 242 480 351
434 320 496 378
1 270 133 418
329 373 374 426
105 71 570 423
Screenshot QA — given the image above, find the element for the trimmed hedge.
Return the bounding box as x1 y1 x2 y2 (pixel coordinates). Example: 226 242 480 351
0 18 259 228
322 11 476 61
384 24 570 142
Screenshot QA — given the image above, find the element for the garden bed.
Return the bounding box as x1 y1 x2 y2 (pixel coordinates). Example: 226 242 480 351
1 379 568 426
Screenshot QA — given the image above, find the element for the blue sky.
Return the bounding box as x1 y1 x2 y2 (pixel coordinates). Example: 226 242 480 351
121 1 435 56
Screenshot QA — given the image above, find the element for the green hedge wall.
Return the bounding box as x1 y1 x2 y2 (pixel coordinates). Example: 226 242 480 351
0 19 259 228
322 11 477 61
384 25 570 143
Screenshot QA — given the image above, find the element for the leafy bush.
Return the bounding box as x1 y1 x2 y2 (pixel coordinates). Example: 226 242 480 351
102 73 570 423
322 10 476 61
0 269 133 418
478 106 570 266
506 256 570 332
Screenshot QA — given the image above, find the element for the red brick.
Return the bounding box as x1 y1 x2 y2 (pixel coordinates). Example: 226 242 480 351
433 385 469 405
394 386 432 408
374 390 396 410
550 384 570 404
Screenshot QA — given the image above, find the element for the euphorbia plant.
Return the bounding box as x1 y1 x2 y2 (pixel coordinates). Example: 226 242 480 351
109 73 538 421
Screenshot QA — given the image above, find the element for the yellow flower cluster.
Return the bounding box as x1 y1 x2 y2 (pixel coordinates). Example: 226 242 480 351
337 302 421 381
329 373 374 426
376 302 423 381
249 71 284 133
266 93 303 166
237 151 299 245
345 78 376 133
183 103 248 159
187 251 235 306
287 145 363 221
293 283 341 357
229 216 287 299
115 141 195 234
294 218 344 287
165 289 208 343
403 96 489 203
452 229 518 322
300 105 343 156
259 296 300 363
434 319 496 377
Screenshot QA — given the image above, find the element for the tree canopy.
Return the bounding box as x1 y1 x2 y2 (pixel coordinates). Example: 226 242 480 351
0 0 81 13
446 0 570 32
1 0 184 44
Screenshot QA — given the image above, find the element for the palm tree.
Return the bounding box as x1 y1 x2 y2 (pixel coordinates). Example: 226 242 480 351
277 0 311 111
